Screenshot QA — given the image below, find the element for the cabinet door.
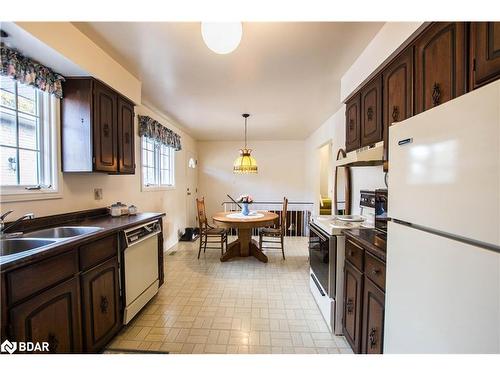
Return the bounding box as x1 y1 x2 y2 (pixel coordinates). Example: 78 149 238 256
1 273 7 343
81 257 121 353
345 93 361 152
361 278 385 354
10 278 82 353
415 22 466 114
471 22 500 88
343 261 363 353
360 76 383 147
382 48 414 165
117 97 135 174
93 81 118 172
61 78 93 172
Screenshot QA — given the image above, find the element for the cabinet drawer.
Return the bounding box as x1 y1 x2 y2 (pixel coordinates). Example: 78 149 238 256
7 250 78 305
79 235 117 271
345 239 364 271
364 252 386 291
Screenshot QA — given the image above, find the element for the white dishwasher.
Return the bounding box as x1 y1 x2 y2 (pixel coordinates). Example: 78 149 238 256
122 220 161 324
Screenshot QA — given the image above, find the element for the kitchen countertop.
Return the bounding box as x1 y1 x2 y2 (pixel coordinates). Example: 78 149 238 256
0 212 165 271
343 228 387 261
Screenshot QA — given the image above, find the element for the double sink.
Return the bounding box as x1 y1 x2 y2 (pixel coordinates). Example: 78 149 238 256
0 226 102 257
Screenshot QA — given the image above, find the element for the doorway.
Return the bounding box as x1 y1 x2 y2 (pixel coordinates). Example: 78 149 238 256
185 150 198 228
318 142 333 215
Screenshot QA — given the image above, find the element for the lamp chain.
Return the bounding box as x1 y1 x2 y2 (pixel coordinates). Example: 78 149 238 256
244 116 247 149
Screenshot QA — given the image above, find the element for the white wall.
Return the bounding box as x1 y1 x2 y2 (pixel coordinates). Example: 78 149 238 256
304 22 424 214
15 22 141 104
341 22 423 101
1 105 197 250
319 144 332 198
197 141 307 219
0 24 196 251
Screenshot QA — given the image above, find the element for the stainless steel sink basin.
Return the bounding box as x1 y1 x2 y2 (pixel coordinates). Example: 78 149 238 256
25 226 101 239
0 238 57 256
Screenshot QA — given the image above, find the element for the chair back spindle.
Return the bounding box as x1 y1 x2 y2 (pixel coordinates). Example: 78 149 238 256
281 197 288 236
196 197 208 230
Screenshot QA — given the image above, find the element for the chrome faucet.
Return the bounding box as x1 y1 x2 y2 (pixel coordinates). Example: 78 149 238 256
0 211 35 238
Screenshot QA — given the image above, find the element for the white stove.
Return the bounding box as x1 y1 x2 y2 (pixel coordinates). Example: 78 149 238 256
308 191 376 335
311 212 375 234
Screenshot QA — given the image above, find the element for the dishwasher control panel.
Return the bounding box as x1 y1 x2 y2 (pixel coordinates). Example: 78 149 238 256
123 220 161 247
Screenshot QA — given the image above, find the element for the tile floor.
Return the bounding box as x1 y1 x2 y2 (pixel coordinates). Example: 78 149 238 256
107 236 353 354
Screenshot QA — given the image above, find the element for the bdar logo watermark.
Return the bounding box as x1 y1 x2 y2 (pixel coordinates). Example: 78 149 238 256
1 340 17 354
1 339 49 354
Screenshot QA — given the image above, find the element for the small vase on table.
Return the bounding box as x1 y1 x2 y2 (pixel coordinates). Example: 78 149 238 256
237 194 253 216
241 202 250 216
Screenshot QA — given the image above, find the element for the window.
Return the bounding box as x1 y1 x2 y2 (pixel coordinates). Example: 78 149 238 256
0 76 59 200
141 136 175 190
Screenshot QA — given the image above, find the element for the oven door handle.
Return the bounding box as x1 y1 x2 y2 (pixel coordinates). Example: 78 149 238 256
310 226 328 242
310 273 326 297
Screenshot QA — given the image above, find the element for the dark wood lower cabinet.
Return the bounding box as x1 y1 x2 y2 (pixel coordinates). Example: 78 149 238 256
1 213 165 354
361 278 385 354
343 237 386 354
9 277 82 353
343 261 363 353
81 256 121 353
4 235 120 354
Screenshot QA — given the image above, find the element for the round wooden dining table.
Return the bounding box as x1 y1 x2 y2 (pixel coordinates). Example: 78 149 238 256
212 211 279 263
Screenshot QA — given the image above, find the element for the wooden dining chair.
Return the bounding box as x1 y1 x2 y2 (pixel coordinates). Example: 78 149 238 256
259 197 288 260
196 197 228 259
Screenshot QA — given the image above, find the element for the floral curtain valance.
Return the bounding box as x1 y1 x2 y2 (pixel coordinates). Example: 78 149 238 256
138 115 182 151
1 43 65 99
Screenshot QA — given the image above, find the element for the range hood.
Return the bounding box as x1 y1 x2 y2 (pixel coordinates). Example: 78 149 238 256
335 141 384 167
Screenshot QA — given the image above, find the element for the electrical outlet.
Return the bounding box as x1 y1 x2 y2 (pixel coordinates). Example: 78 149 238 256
94 188 103 200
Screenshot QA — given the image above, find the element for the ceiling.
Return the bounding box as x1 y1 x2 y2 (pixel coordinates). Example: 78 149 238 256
73 22 384 141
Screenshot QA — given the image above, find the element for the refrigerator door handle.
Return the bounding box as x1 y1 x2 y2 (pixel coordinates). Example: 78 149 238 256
397 137 413 146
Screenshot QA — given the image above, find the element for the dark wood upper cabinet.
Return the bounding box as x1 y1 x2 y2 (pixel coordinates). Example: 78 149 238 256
360 76 383 147
343 260 363 354
93 82 118 173
382 47 414 164
361 278 385 354
9 278 82 353
61 79 93 172
414 22 467 114
471 22 500 89
62 77 135 174
81 257 121 353
117 97 136 174
345 93 361 152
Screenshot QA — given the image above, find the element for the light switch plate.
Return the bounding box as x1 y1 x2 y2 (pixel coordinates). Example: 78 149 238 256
94 188 103 200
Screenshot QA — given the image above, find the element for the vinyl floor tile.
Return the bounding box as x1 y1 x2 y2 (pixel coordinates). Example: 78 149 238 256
106 237 350 354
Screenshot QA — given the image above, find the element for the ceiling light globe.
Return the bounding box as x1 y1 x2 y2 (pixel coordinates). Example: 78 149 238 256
201 22 242 54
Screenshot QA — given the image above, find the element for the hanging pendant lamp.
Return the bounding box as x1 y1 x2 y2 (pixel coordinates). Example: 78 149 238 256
233 114 258 174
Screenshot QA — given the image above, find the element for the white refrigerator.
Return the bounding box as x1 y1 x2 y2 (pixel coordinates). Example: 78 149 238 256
385 80 500 353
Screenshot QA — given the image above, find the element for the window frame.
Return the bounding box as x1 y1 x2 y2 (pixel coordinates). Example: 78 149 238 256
140 136 175 192
0 79 62 202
